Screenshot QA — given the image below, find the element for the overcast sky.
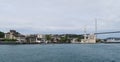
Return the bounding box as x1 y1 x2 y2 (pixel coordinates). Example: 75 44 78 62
0 0 120 35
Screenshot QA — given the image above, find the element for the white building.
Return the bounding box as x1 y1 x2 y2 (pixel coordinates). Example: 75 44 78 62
36 34 46 43
81 34 96 43
71 38 81 43
106 38 120 43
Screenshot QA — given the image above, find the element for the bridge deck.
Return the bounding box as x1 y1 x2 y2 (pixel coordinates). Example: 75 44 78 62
81 31 120 35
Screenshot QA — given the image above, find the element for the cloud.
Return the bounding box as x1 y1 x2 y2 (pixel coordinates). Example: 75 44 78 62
0 0 120 35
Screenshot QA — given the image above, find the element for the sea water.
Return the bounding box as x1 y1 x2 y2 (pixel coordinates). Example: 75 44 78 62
0 44 120 62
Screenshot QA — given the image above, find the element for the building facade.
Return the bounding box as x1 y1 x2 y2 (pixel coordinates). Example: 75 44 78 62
4 30 26 42
81 34 96 43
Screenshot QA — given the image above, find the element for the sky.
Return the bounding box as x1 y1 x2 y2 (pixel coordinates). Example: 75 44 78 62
0 0 120 37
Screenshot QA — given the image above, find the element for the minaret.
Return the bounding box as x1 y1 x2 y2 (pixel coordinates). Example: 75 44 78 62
84 25 87 42
95 18 97 34
95 18 97 42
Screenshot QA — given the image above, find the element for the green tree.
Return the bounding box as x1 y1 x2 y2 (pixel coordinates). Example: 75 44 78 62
77 35 84 42
3 39 17 41
46 35 51 41
60 35 70 43
0 31 4 38
96 39 102 43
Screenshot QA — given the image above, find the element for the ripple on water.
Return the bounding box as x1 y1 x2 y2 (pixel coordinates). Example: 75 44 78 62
0 44 120 62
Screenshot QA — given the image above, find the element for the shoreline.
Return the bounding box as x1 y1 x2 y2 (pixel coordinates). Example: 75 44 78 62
0 42 120 45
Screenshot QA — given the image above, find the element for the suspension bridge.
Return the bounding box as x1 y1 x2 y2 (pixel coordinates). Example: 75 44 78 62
95 31 120 34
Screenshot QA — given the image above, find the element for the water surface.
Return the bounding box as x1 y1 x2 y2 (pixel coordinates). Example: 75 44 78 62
0 44 120 62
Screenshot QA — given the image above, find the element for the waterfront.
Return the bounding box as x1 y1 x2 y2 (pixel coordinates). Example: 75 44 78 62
0 44 120 62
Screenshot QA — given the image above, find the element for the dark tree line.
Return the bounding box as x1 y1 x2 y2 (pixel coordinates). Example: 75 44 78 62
0 31 4 38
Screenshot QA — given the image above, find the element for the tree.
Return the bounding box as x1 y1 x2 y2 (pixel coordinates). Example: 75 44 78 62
45 35 52 41
60 35 70 43
0 31 4 38
96 39 102 43
76 35 84 42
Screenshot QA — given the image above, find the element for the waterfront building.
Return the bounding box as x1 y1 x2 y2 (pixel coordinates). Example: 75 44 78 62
4 30 26 42
71 38 79 43
16 35 26 43
36 34 46 43
51 35 61 43
26 34 47 43
26 34 37 43
81 34 96 43
5 30 18 39
106 37 120 43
